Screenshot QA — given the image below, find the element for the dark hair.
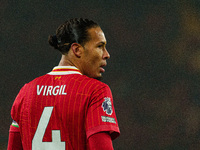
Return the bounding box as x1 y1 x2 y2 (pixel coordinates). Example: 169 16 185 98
48 18 99 54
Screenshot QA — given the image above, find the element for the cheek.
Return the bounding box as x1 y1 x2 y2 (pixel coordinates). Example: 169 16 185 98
91 55 100 64
91 55 102 68
88 51 102 65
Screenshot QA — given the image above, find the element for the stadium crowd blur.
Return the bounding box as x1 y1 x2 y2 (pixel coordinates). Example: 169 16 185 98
1 0 200 149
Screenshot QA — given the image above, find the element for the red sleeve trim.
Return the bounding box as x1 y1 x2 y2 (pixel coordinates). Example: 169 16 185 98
86 125 120 140
88 132 113 150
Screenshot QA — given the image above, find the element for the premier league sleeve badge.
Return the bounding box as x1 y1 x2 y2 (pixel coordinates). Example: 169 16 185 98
102 97 113 115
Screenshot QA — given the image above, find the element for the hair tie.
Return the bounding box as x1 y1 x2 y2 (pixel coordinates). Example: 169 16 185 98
52 35 58 44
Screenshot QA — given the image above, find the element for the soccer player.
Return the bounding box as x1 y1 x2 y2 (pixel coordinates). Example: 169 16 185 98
7 18 120 150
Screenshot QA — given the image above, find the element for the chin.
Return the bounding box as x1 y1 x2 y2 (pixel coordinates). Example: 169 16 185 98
94 73 103 80
87 72 103 80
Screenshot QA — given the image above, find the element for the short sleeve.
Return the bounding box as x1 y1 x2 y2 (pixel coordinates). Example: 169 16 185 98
85 84 120 140
11 84 27 124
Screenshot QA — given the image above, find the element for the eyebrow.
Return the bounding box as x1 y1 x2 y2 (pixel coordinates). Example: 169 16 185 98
98 41 106 45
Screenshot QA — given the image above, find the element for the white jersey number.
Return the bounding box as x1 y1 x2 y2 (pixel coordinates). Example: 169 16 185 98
32 107 65 150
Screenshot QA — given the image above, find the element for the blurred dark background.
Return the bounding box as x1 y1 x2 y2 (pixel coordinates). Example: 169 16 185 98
1 0 200 149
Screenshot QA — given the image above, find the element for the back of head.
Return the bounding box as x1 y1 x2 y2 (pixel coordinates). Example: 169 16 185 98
48 18 99 54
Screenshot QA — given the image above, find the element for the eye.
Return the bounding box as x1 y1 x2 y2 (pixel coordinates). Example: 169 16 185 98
98 45 103 48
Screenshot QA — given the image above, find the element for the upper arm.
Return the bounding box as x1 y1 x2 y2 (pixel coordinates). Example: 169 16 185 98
86 84 120 140
11 84 27 123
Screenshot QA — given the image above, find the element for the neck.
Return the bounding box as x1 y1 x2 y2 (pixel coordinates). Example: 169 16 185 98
58 55 75 66
58 54 84 75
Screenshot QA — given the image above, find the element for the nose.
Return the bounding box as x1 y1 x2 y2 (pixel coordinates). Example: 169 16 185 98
103 48 110 60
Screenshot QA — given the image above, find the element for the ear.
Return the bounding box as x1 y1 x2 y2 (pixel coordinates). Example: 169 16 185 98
71 43 83 58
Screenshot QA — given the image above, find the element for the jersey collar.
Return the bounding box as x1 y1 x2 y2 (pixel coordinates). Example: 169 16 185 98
48 66 82 75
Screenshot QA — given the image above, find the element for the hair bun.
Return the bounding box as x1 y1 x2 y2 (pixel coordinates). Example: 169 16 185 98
48 35 58 49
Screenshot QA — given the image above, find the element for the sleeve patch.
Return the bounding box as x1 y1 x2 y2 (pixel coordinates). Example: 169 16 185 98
12 120 19 128
101 116 116 124
102 97 113 115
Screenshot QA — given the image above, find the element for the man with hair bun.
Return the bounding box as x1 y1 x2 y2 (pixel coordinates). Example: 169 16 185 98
7 18 120 150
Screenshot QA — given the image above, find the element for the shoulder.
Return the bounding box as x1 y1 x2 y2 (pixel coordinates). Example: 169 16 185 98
25 74 48 85
79 76 112 97
15 75 47 94
22 74 111 92
81 75 110 89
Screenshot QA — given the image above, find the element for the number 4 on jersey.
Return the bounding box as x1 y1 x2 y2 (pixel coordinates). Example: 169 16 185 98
32 107 65 150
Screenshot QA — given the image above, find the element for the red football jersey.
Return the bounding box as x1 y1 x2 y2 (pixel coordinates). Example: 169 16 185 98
11 66 120 150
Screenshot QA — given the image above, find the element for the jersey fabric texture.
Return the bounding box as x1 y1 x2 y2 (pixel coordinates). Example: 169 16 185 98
11 66 120 150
